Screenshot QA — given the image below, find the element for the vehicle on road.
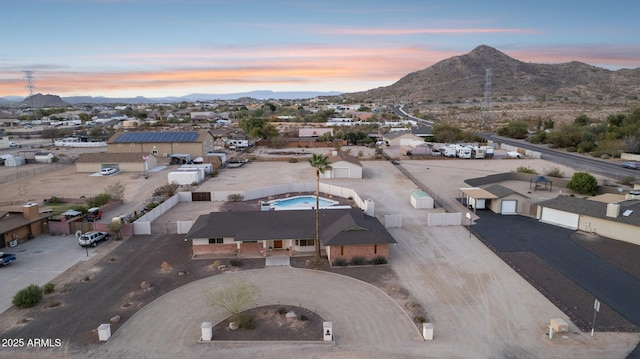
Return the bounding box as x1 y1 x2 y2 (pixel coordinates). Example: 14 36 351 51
78 231 109 247
0 252 16 266
622 161 640 170
507 151 522 158
9 141 18 148
100 167 118 175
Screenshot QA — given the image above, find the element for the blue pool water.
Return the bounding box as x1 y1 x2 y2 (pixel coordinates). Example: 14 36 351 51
269 195 337 209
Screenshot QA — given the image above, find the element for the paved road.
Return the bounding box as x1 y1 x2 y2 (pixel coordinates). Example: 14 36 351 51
473 211 640 327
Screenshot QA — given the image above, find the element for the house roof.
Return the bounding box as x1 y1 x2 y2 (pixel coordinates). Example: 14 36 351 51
382 131 416 140
0 211 53 234
76 152 157 163
329 152 362 167
538 195 640 226
484 184 529 199
108 131 208 144
459 187 498 199
185 208 396 246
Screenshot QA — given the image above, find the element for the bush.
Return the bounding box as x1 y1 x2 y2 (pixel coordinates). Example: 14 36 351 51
567 172 598 195
228 193 245 202
229 258 242 267
370 256 388 265
13 284 43 308
277 307 288 315
288 158 298 163
544 167 564 178
619 176 636 186
234 312 256 330
333 258 348 267
351 256 366 266
299 314 308 321
516 166 538 174
43 283 55 294
414 316 427 324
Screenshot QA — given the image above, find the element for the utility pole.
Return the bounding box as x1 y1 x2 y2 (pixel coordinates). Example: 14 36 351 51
23 70 37 120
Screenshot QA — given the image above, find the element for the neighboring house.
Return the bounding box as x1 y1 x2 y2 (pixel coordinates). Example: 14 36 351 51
0 203 52 248
410 126 433 139
483 184 530 215
107 131 215 158
322 152 363 179
185 208 396 263
382 131 423 147
34 152 54 164
75 152 158 173
536 195 640 246
299 128 333 138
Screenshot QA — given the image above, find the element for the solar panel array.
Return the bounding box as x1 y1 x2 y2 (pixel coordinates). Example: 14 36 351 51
114 132 199 143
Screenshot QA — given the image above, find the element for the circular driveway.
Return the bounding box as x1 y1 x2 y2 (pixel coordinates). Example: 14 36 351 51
91 267 424 358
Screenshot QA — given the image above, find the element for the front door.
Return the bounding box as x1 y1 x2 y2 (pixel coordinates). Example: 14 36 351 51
273 240 283 249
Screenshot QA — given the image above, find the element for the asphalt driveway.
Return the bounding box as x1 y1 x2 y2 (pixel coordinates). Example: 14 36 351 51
472 211 640 328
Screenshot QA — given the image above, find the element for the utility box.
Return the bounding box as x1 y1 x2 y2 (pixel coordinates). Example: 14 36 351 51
422 323 434 340
550 318 569 333
97 323 111 341
201 322 213 341
323 321 333 341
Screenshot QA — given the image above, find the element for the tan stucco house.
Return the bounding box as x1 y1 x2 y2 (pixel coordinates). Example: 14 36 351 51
321 152 363 179
107 131 215 159
75 152 158 173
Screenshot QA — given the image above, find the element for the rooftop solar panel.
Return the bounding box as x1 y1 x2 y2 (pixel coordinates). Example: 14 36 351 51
114 132 199 143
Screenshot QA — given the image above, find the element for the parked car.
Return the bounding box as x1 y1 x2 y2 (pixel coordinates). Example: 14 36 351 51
0 252 16 266
622 161 640 170
84 207 103 222
100 167 117 175
78 231 109 247
9 141 17 148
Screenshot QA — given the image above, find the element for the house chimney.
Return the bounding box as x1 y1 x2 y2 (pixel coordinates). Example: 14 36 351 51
606 203 620 218
22 202 40 221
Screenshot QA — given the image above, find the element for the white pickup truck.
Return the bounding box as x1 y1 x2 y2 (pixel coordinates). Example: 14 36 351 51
78 231 109 247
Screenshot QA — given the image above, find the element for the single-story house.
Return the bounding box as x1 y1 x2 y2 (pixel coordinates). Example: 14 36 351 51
483 184 530 215
536 195 640 246
321 152 363 179
185 208 396 263
75 152 158 173
107 131 215 159
0 203 53 248
383 131 424 147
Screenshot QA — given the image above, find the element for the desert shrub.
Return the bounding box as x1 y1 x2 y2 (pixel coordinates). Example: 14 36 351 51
146 202 159 210
351 256 366 266
333 258 348 267
545 167 564 178
234 312 256 330
13 284 43 308
228 193 245 202
516 166 538 174
229 258 242 267
48 196 61 204
299 314 308 321
86 193 111 208
211 170 219 177
357 150 364 157
43 283 55 294
277 307 288 315
414 316 427 324
370 256 388 265
567 172 598 195
288 158 298 163
619 176 636 186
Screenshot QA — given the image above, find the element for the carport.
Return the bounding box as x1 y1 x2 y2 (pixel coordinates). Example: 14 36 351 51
459 187 498 213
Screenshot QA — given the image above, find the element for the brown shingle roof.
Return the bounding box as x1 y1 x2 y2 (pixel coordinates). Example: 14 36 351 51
76 152 156 163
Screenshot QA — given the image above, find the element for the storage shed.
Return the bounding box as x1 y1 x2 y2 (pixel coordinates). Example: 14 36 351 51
410 190 434 209
34 152 54 164
168 169 203 185
321 152 363 179
483 184 529 215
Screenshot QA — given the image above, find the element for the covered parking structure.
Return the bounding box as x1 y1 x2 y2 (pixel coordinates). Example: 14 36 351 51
458 187 498 212
530 175 553 192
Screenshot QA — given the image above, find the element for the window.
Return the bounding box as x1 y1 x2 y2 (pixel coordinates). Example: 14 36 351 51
296 239 314 247
208 238 223 244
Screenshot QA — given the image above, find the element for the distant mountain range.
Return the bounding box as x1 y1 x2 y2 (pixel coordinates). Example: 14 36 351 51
3 45 640 107
346 45 640 103
0 90 344 106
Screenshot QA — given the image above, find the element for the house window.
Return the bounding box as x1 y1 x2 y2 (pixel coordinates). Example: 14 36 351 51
208 238 223 244
296 239 314 247
374 244 377 254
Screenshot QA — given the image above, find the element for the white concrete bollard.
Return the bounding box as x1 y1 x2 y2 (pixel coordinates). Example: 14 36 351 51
422 323 434 340
323 321 333 341
201 322 213 341
97 323 111 341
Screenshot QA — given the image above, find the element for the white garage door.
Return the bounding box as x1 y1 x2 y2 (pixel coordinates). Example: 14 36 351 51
333 167 350 178
540 207 579 230
501 200 517 214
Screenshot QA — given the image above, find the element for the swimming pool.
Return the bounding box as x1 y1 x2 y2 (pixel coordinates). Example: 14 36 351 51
263 195 340 210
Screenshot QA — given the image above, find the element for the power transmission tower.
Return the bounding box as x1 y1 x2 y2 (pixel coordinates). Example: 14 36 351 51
23 70 37 119
481 68 492 129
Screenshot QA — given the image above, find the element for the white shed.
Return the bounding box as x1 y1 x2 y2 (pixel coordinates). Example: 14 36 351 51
168 169 203 185
34 152 55 163
411 190 434 209
4 156 25 167
322 152 363 179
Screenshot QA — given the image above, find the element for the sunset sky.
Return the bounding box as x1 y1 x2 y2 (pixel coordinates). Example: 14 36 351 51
2 0 639 98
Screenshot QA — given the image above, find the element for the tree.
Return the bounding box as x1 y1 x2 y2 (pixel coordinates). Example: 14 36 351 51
567 172 598 195
107 220 124 240
205 280 261 318
308 154 332 259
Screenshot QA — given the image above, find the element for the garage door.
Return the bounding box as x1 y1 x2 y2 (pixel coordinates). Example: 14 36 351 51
540 207 579 230
501 200 517 214
333 167 350 178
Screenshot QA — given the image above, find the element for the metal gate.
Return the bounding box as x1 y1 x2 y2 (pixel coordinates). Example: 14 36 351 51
192 192 211 201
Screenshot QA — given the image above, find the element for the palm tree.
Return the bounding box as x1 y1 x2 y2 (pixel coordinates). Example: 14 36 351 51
308 153 332 259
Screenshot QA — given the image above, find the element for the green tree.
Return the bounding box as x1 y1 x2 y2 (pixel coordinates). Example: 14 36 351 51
205 280 261 319
497 120 529 139
308 154 332 259
567 172 598 195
